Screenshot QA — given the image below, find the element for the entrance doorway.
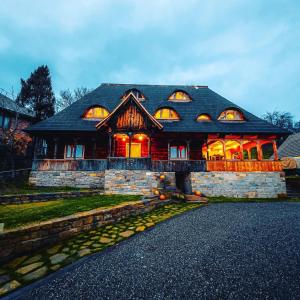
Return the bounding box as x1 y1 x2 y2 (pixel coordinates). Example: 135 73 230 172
175 172 192 194
126 143 141 158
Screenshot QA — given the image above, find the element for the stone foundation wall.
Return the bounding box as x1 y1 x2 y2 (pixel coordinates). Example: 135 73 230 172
29 171 105 189
0 198 172 263
104 170 175 195
191 172 286 198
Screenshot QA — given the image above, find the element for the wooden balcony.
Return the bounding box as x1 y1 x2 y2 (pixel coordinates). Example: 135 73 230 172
151 160 206 172
32 159 108 171
206 160 282 172
108 157 151 170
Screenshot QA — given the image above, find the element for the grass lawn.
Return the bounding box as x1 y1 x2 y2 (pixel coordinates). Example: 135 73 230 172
209 196 300 203
0 194 141 230
0 183 90 195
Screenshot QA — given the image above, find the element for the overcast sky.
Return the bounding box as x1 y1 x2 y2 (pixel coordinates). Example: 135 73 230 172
0 0 300 119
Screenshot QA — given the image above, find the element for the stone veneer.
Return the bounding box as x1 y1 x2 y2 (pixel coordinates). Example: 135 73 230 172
29 170 286 198
191 172 286 198
29 171 105 189
104 170 175 195
0 197 171 263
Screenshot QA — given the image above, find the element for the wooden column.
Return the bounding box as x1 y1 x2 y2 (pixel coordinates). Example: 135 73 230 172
128 134 132 158
53 138 58 159
167 141 170 160
148 136 152 158
257 141 263 161
222 140 226 160
92 138 97 159
240 140 244 160
247 149 251 160
108 133 112 158
273 140 279 160
186 140 190 160
33 137 39 160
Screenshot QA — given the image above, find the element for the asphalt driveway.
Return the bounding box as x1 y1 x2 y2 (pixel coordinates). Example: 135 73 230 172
7 202 300 300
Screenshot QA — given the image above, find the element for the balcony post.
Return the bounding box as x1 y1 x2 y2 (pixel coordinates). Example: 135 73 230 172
240 140 244 160
222 140 226 160
108 133 112 158
273 140 279 160
257 141 263 161
92 138 97 159
53 138 58 159
187 140 190 159
148 136 152 158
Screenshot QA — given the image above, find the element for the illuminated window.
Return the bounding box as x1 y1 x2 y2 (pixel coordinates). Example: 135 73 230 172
170 145 187 159
197 114 211 121
218 109 244 121
168 91 191 102
84 106 109 119
122 89 145 101
65 145 84 159
154 108 180 120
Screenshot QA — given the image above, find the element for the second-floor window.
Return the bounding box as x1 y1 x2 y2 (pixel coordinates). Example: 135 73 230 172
65 145 84 159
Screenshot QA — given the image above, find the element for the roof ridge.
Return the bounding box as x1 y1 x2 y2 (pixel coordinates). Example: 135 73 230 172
101 83 208 88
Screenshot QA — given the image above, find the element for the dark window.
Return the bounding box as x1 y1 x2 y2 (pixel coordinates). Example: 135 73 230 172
65 145 84 159
0 112 11 129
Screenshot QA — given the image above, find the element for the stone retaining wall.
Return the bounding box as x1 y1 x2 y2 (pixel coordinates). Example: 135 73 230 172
0 197 170 263
191 172 286 198
104 170 175 195
29 171 105 189
0 190 103 205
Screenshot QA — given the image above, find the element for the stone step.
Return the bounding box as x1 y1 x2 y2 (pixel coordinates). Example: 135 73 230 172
185 195 209 204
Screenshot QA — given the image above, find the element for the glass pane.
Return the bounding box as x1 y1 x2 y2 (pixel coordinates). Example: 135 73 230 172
170 146 178 159
161 109 170 119
250 147 258 159
179 146 186 158
75 145 84 158
0 114 3 128
93 107 101 118
3 116 10 129
66 145 72 158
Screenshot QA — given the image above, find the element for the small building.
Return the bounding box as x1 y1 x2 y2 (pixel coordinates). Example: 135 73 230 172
0 92 35 170
27 83 289 198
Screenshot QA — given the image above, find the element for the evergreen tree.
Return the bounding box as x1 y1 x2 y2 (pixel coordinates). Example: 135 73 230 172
17 65 56 121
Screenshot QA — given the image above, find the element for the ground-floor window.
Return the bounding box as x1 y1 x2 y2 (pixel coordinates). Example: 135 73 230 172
170 145 187 159
65 144 84 159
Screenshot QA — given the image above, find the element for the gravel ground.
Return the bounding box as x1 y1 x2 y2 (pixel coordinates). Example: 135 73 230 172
7 202 300 300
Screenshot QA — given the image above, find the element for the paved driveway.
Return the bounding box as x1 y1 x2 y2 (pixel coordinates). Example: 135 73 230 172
8 202 300 300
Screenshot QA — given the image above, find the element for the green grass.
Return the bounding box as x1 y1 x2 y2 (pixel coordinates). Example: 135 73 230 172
0 194 141 230
208 196 300 203
0 183 90 195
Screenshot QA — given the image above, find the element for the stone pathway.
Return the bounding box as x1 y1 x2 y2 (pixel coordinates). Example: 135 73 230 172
0 203 201 297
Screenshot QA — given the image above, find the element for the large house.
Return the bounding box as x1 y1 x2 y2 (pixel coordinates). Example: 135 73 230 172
27 83 289 198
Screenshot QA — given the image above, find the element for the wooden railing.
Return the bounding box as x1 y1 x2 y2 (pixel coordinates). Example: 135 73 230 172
151 160 206 172
206 160 282 172
108 157 151 170
32 159 283 172
32 159 108 171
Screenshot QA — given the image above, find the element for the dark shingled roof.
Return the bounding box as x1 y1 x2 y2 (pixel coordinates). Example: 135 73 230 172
26 83 288 135
0 92 35 118
277 133 300 158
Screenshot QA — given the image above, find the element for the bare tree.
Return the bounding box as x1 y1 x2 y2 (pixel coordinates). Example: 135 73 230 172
262 111 294 131
56 87 91 112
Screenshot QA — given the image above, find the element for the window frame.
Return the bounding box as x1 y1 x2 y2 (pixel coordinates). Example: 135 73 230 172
64 144 85 159
154 108 180 121
169 145 188 160
83 106 109 120
168 90 192 102
196 114 212 122
218 109 245 122
0 112 11 129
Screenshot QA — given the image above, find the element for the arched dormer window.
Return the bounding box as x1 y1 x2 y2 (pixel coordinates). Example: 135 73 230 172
197 114 211 122
122 89 145 101
218 109 245 121
168 90 191 102
83 106 109 120
154 108 180 120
